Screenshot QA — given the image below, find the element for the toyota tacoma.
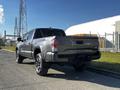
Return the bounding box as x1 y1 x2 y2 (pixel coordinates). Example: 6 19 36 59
16 28 101 76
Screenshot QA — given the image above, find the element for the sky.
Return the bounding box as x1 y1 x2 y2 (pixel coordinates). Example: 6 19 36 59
0 0 120 35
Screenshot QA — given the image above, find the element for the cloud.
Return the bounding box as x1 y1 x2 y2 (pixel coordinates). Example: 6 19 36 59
0 5 4 24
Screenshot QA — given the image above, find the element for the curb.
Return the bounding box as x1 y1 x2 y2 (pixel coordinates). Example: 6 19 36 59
87 66 120 79
1 49 15 53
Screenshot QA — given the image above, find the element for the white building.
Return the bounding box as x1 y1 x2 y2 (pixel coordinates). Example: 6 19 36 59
65 15 120 51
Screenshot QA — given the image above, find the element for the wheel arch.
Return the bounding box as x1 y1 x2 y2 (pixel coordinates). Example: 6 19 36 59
16 47 18 51
33 47 41 59
16 47 19 54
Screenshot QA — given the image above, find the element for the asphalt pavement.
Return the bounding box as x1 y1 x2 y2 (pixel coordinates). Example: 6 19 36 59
0 50 120 90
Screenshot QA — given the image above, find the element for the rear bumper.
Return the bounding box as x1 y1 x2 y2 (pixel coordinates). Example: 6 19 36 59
45 50 101 62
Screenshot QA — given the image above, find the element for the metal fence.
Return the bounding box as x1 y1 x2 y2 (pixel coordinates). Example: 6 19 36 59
98 32 120 52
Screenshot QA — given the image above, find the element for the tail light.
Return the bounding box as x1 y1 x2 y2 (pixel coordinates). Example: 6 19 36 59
51 39 58 48
51 39 58 51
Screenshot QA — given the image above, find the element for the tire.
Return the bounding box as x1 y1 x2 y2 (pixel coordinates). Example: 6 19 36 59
16 50 24 64
35 53 49 76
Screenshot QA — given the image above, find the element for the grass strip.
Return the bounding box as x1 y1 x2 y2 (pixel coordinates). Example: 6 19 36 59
91 52 120 73
1 46 16 51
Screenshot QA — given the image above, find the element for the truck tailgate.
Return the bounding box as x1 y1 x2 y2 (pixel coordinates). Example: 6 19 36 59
56 36 99 54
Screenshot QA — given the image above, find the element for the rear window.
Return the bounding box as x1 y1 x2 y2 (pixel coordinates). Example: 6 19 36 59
36 29 66 38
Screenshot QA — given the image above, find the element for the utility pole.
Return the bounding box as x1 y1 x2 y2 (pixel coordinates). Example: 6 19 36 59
4 30 6 44
18 0 27 37
14 17 18 39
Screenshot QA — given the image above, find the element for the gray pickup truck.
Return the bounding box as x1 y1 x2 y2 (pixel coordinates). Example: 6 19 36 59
16 28 100 76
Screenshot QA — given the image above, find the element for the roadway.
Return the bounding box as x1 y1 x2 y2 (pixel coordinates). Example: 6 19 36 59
0 50 120 90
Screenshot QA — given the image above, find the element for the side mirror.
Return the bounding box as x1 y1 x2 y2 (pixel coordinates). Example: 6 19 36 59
17 37 22 42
